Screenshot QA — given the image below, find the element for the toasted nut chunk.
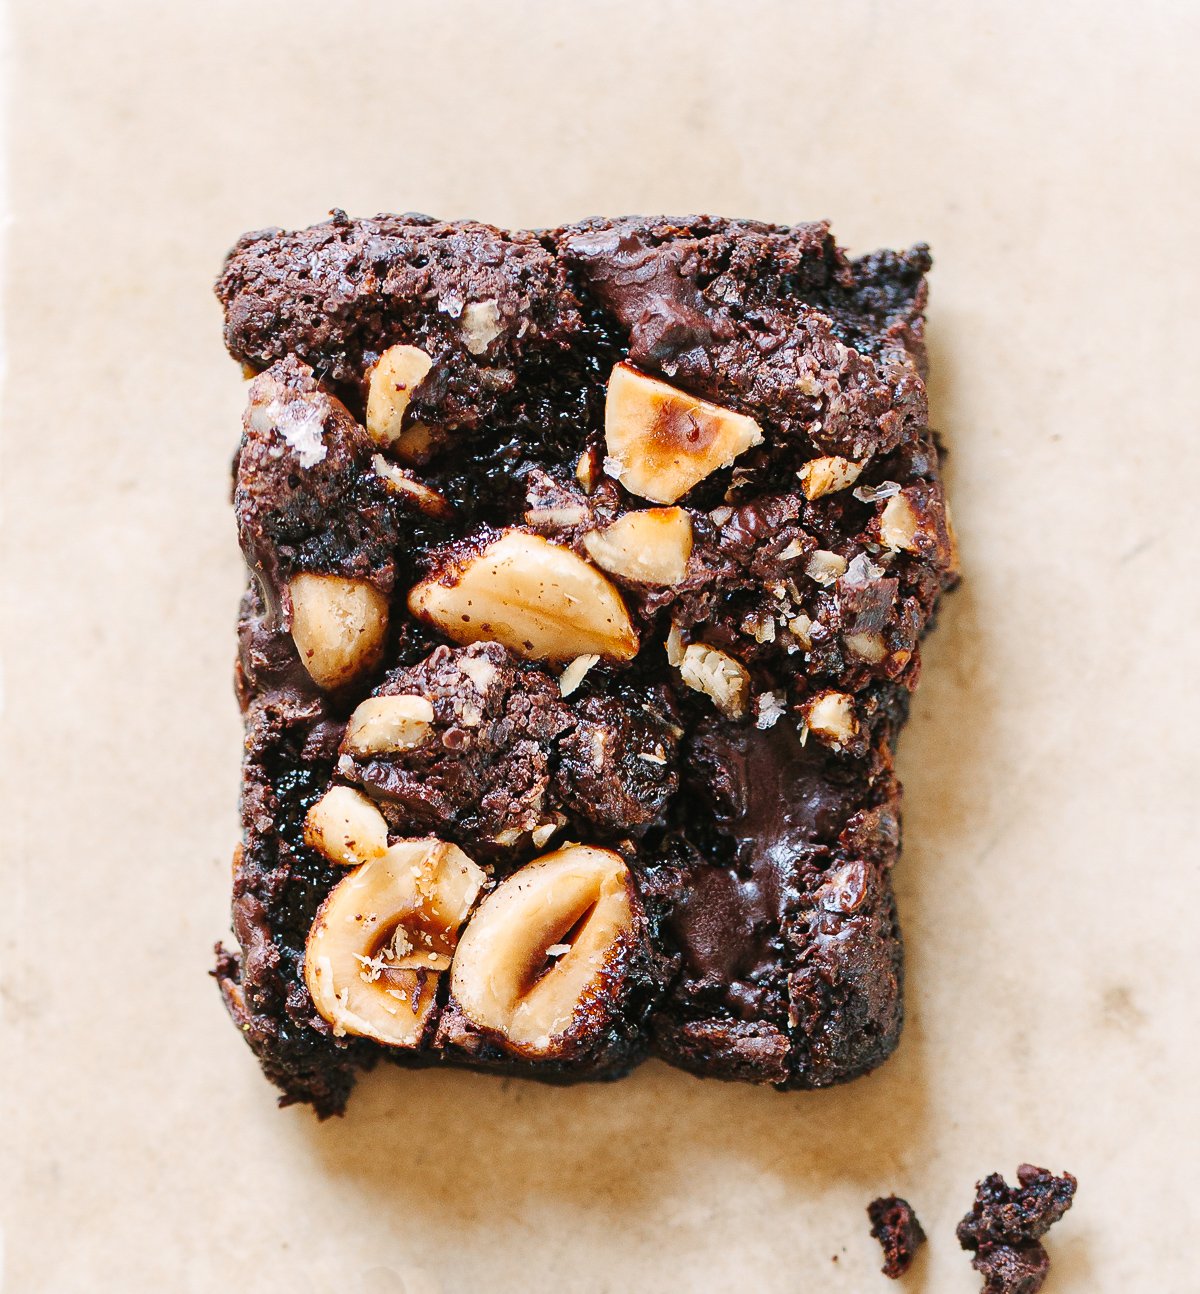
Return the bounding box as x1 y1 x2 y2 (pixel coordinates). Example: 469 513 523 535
805 550 848 586
345 694 435 756
524 504 590 529
798 455 864 500
583 507 693 586
849 628 885 662
289 573 388 690
371 454 453 519
604 362 764 504
450 845 636 1058
665 621 686 667
879 491 920 551
788 613 814 648
408 530 638 664
844 631 888 664
677 643 750 718
575 447 600 494
365 345 434 447
559 653 600 698
305 839 485 1047
803 690 859 749
304 786 389 867
392 421 443 466
460 300 502 355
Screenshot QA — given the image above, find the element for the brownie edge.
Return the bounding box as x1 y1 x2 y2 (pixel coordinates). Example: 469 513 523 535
213 213 957 1113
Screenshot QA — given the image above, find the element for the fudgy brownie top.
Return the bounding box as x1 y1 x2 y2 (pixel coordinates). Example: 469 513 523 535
214 213 956 1114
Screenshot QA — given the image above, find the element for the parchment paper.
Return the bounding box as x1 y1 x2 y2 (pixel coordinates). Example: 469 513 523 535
3 2 1197 1289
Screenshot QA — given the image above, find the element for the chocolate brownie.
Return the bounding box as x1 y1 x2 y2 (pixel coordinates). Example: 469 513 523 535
868 1195 927 1278
212 213 957 1113
956 1165 1078 1294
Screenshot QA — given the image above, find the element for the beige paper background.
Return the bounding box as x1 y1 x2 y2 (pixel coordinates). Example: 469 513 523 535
2 1 1197 1289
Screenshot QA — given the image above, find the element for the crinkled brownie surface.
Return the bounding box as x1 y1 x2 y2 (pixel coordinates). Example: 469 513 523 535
213 212 957 1114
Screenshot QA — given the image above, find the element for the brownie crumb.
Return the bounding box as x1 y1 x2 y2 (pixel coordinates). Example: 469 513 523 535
956 1164 1077 1293
867 1195 926 1279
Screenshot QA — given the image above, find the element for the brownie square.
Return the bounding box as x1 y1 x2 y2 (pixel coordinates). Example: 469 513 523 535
212 213 956 1114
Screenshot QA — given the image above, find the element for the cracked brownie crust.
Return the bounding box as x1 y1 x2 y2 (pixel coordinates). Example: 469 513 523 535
213 212 957 1114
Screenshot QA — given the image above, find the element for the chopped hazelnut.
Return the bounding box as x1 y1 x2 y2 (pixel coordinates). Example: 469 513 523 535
844 632 888 664
408 530 638 664
805 550 848 586
344 694 435 756
365 345 434 447
604 362 764 504
304 786 389 867
460 300 502 355
803 690 859 750
582 507 693 586
677 643 750 718
288 573 388 690
371 454 453 518
880 492 920 551
797 455 864 500
558 653 600 698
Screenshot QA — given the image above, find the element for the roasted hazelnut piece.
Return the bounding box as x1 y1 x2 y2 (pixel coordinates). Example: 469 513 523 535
304 785 389 867
288 573 388 690
878 483 957 572
797 455 864 500
604 362 764 504
676 643 750 718
460 300 503 355
583 507 693 586
449 845 639 1059
304 839 485 1047
371 454 453 519
879 492 921 552
344 694 435 756
803 690 859 750
365 345 433 447
408 529 638 663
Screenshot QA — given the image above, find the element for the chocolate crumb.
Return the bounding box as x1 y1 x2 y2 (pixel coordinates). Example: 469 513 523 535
956 1164 1077 1293
867 1195 926 1278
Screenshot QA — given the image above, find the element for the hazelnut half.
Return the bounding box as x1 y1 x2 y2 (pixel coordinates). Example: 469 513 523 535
408 530 638 664
304 785 389 867
304 838 485 1047
365 345 433 448
604 362 764 504
344 694 435 756
582 507 694 586
288 573 388 690
449 845 639 1060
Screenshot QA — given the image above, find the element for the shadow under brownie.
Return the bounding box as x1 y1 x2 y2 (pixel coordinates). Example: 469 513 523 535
212 213 957 1115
